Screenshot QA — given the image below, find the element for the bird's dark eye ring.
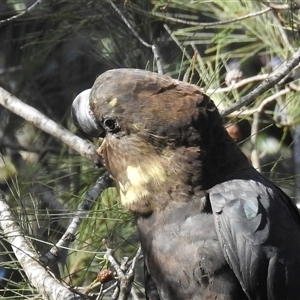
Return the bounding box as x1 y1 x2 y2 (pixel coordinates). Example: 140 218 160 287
103 118 120 133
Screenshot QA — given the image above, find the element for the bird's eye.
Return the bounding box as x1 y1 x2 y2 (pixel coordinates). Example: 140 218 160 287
103 118 120 133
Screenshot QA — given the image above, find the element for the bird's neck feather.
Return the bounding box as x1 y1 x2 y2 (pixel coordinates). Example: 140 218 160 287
115 135 250 214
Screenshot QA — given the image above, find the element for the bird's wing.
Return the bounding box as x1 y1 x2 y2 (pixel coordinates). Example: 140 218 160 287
208 179 300 300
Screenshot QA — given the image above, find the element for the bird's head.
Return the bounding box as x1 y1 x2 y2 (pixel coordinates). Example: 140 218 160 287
72 69 249 213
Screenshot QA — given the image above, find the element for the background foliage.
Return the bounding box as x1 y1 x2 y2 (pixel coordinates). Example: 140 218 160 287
0 0 300 298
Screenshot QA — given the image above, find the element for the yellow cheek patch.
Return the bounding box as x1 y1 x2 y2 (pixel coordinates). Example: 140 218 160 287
127 164 166 186
119 187 150 206
118 162 167 207
108 97 118 107
126 165 150 186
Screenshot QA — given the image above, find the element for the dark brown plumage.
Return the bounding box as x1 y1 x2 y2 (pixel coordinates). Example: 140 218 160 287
72 69 300 300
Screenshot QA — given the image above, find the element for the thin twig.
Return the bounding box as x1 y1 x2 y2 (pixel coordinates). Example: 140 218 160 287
250 117 262 172
257 87 291 112
0 87 101 164
227 87 292 118
130 287 140 300
39 174 114 267
109 0 163 74
221 47 300 117
227 109 257 118
151 45 163 75
250 87 290 171
131 3 272 28
105 249 125 280
110 1 151 48
0 0 41 27
224 81 299 117
289 82 300 92
105 247 142 300
206 74 270 95
0 193 82 300
262 1 290 10
102 282 118 295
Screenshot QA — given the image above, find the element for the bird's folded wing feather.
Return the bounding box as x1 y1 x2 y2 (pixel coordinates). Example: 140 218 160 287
208 179 300 299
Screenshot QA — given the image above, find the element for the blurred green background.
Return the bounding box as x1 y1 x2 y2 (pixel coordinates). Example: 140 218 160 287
0 0 300 298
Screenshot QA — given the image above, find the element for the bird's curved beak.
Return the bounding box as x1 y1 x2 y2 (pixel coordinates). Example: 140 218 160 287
72 89 104 138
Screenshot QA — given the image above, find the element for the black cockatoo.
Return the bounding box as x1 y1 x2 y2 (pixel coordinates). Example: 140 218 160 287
72 69 300 300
